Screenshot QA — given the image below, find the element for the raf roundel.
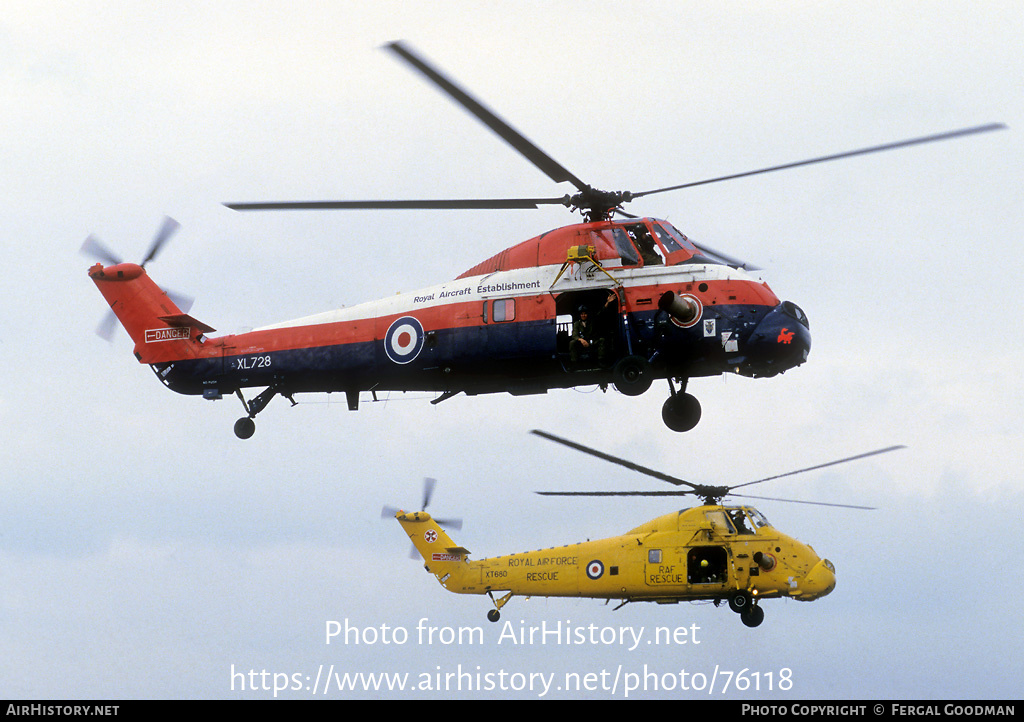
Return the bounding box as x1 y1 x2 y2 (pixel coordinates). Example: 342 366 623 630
586 560 604 580
384 316 426 364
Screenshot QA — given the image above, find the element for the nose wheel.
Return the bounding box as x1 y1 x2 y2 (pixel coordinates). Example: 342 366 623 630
740 604 765 628
662 378 701 432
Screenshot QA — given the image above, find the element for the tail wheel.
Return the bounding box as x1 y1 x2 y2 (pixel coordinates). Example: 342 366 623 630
487 609 501 623
234 417 256 439
728 590 752 614
613 355 652 396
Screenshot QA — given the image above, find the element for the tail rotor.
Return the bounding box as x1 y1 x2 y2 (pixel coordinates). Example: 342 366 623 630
81 217 193 340
383 477 463 558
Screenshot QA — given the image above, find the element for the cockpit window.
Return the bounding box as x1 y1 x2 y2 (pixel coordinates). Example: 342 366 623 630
651 223 685 253
729 510 756 534
625 224 664 265
656 222 703 256
782 301 810 329
746 508 771 528
724 507 770 532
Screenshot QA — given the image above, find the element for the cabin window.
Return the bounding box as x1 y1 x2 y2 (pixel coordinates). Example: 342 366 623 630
484 299 516 323
648 549 662 564
611 228 641 266
492 298 515 322
705 510 736 535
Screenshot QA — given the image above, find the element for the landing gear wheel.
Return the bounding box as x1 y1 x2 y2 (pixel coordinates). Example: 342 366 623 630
741 604 765 628
613 355 652 396
662 393 701 432
728 590 752 614
487 609 501 623
234 417 255 440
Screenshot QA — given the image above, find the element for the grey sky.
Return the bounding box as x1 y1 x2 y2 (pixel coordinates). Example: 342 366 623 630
1 0 1021 699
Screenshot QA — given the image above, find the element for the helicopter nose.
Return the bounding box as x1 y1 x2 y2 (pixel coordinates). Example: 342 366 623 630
740 302 811 377
795 559 836 600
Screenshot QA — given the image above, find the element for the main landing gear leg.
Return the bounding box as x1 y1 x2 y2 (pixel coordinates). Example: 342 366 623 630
662 377 701 432
486 591 513 623
234 386 296 439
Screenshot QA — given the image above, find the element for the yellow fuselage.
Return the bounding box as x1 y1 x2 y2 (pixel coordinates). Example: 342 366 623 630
397 505 835 607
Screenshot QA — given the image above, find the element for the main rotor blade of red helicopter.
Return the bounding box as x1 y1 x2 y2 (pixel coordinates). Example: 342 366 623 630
385 40 589 192
225 197 571 211
536 490 694 496
631 124 1006 200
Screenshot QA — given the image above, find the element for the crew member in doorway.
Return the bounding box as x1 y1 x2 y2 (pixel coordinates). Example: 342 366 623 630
570 293 616 367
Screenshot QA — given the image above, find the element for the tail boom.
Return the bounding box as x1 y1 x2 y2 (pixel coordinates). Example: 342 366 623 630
396 511 595 599
89 262 215 364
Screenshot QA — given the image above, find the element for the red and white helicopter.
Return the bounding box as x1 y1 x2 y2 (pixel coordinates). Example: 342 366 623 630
84 42 1002 439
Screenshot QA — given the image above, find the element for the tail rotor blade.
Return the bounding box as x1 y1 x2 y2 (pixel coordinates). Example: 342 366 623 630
164 288 195 314
141 216 180 268
434 516 463 530
80 235 123 266
95 311 119 342
421 477 437 511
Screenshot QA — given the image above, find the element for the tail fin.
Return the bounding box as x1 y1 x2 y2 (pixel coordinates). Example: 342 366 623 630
88 262 215 363
396 511 472 587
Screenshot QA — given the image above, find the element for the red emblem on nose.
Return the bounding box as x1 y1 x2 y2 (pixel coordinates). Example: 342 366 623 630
777 328 794 344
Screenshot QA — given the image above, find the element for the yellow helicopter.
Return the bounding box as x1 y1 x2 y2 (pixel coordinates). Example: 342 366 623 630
392 431 903 627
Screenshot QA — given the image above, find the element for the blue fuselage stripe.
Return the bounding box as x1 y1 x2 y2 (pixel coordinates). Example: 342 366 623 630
155 304 783 395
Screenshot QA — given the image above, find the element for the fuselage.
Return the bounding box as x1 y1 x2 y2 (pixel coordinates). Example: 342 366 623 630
399 505 835 606
116 217 810 403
